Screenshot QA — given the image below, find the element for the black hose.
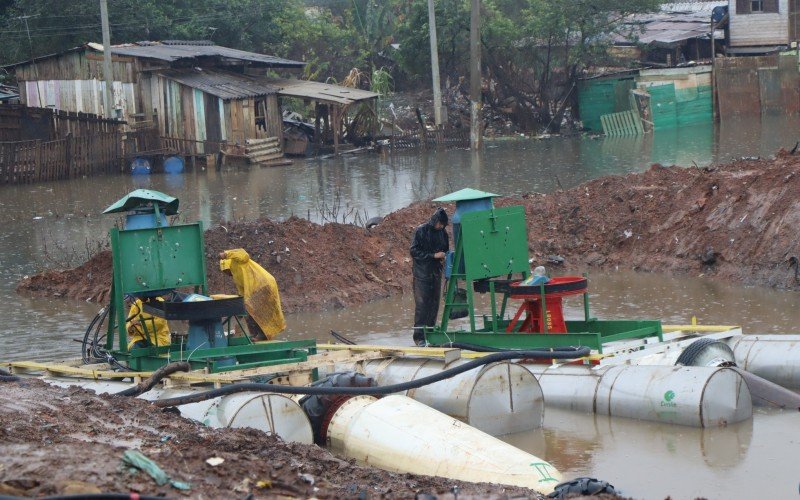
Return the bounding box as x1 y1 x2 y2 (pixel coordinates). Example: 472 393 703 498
330 330 356 345
116 362 191 396
82 308 108 364
152 347 590 408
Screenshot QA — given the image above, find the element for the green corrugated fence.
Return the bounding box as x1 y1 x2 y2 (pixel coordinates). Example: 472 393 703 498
579 72 712 133
578 77 635 132
646 83 712 130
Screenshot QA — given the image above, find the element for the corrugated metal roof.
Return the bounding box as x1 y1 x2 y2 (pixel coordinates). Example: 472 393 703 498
159 68 279 100
261 78 379 105
614 3 726 48
109 41 304 67
2 41 304 69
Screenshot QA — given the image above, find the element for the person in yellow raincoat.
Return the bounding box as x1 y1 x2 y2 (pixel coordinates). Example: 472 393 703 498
219 248 286 340
126 298 171 350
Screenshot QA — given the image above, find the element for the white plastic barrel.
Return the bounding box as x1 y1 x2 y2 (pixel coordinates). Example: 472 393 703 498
164 391 314 444
43 379 313 444
333 358 544 435
326 395 562 494
530 364 752 427
726 335 800 390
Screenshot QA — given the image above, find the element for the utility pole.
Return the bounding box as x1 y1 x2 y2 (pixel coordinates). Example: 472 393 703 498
427 0 443 128
16 15 43 107
469 0 482 149
710 16 717 121
100 0 114 119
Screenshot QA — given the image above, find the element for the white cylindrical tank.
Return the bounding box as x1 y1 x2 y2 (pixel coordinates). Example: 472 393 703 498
530 364 752 427
726 335 800 390
44 379 314 444
333 359 544 435
154 391 314 444
326 395 562 494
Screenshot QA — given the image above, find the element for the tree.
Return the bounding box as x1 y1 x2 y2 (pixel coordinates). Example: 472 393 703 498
482 0 662 131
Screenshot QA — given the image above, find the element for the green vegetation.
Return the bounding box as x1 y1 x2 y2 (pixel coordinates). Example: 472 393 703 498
0 0 661 131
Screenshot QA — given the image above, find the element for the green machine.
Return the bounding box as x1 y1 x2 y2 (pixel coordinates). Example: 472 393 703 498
98 189 315 372
424 189 662 353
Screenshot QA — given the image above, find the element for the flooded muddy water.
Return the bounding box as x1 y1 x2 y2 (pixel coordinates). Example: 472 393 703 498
2 115 800 498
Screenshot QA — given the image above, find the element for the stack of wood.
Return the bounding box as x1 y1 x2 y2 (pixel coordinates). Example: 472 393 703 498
245 137 287 166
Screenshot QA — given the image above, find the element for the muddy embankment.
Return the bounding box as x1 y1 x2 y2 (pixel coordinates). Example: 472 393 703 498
0 378 539 498
17 151 800 311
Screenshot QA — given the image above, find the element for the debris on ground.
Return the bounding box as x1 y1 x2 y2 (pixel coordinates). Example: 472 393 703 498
0 378 541 499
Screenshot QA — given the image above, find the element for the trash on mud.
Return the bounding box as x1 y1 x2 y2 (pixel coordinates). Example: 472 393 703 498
122 450 169 486
122 449 191 491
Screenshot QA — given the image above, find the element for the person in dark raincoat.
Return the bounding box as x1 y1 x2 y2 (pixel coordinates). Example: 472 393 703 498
409 207 450 345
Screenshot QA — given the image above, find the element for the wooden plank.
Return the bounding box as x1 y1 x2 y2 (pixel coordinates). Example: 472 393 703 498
248 152 283 163
245 136 279 146
258 158 293 167
246 147 281 157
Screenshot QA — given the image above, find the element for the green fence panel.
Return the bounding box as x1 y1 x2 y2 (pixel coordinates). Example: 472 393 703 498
648 83 678 130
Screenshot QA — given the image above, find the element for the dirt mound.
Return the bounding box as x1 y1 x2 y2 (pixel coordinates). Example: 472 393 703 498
0 378 539 498
15 204 439 313
522 151 800 289
17 151 800 311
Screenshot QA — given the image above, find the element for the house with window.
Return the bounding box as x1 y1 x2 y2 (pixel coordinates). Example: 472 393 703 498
728 0 800 53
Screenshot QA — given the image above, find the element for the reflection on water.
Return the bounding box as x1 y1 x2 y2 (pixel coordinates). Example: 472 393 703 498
499 407 799 500
1 114 800 498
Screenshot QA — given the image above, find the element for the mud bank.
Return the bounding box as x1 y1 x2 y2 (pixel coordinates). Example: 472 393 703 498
17 151 800 310
0 378 539 498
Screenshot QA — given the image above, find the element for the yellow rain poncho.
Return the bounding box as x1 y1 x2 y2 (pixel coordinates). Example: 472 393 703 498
126 298 171 350
220 248 286 339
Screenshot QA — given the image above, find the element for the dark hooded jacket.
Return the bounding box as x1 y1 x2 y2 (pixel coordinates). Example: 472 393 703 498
410 208 450 280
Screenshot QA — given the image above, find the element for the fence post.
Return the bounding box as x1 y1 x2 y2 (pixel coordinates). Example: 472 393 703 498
65 133 73 179
33 140 42 183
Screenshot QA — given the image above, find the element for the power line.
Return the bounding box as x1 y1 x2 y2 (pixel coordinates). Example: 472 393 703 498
0 13 228 34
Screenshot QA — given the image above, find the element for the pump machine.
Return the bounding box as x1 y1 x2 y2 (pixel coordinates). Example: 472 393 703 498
94 189 316 373
424 188 663 352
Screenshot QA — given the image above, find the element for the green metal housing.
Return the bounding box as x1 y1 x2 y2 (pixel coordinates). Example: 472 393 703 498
104 190 316 374
425 201 663 352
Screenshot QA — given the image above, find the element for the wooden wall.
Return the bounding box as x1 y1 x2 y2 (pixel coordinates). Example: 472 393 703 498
153 74 282 150
730 0 790 47
13 50 139 83
20 79 138 122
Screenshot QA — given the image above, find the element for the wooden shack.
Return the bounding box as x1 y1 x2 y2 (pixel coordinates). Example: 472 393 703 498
3 40 304 158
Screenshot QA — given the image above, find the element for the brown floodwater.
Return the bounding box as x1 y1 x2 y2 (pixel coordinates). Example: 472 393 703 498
2 114 800 499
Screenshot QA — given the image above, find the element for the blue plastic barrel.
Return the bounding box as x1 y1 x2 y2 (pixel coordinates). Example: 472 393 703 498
130 157 151 175
163 155 185 174
125 211 168 230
